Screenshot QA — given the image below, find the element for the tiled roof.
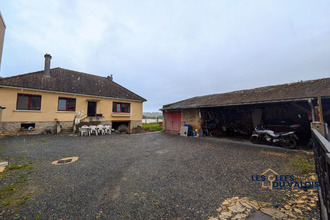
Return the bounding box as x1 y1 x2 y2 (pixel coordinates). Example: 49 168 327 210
0 67 146 102
162 77 330 110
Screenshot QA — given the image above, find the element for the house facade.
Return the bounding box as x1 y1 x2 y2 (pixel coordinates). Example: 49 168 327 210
0 54 146 136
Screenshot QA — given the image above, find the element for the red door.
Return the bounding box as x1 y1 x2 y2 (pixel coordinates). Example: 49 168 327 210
165 110 181 132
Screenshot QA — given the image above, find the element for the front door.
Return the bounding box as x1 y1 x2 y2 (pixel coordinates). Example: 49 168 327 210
87 101 97 116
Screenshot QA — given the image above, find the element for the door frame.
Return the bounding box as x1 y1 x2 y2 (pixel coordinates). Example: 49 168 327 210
87 101 97 117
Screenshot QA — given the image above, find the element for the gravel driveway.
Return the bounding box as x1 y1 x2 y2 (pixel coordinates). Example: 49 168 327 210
0 132 315 219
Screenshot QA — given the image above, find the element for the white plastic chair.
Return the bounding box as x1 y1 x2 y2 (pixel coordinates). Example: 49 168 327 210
79 127 89 136
104 125 111 135
89 125 98 136
96 125 105 135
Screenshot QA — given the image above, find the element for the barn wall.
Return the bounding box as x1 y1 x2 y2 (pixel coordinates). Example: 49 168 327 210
181 108 202 130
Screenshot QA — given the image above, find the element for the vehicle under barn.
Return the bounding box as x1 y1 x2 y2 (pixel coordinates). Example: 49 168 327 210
162 77 330 146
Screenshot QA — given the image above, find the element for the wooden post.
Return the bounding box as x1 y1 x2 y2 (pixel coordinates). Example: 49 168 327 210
318 96 324 123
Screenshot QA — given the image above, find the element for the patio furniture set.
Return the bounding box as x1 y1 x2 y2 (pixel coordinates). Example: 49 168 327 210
78 125 111 136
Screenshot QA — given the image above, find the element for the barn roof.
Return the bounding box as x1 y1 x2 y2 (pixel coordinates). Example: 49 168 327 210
162 77 330 110
0 67 146 102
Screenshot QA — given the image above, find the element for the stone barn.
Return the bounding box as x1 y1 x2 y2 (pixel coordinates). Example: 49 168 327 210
161 78 330 143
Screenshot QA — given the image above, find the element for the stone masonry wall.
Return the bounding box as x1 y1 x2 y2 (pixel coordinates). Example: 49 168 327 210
130 120 142 131
0 121 72 137
181 109 202 131
1 120 141 137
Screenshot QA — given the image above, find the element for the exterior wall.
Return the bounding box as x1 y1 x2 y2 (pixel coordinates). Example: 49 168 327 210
0 87 143 136
181 108 202 130
130 120 142 131
0 12 5 69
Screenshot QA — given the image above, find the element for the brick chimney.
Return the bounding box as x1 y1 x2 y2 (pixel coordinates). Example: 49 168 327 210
107 74 113 81
44 54 52 77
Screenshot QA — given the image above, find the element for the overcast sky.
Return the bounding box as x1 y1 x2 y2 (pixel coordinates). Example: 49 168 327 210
0 1 330 112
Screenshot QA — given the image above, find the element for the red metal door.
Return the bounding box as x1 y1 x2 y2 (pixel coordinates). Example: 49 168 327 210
165 111 181 132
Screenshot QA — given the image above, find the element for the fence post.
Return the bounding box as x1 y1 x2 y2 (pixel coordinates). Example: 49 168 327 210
312 122 326 137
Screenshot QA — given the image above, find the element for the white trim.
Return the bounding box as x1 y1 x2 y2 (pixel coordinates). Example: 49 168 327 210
13 110 42 113
56 111 76 113
0 85 144 103
112 113 131 117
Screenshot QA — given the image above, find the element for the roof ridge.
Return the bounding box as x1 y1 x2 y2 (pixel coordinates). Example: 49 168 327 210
1 67 107 80
55 67 107 79
0 69 43 80
201 77 327 98
56 67 146 101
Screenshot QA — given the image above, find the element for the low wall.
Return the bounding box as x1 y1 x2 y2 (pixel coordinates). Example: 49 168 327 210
142 119 163 124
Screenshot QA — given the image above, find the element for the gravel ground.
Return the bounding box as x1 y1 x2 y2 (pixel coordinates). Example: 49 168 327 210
0 132 318 219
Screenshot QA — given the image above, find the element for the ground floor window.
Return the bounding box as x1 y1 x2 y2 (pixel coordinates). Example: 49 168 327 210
58 97 76 111
17 94 41 110
20 123 35 130
113 102 130 113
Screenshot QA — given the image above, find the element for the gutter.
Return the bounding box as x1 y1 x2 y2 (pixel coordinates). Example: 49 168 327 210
161 97 319 111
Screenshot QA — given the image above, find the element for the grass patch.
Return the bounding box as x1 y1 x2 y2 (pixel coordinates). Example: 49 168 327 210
0 161 34 207
7 163 34 171
0 183 18 197
3 193 32 206
0 172 8 179
35 214 42 220
142 123 163 131
289 153 315 175
40 140 48 143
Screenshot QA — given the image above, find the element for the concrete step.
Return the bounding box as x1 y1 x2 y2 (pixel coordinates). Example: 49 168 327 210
61 128 73 134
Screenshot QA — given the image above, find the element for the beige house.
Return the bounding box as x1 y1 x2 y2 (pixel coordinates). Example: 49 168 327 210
0 11 5 69
0 54 146 136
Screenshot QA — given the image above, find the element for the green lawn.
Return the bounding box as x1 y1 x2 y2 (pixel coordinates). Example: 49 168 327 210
142 123 163 131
